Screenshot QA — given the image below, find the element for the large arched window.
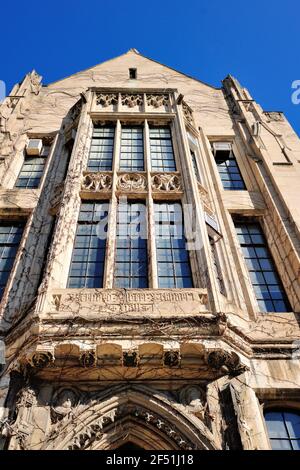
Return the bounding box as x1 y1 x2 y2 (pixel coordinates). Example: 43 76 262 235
265 410 300 450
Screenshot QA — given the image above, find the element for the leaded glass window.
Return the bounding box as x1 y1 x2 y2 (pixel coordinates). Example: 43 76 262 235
235 221 290 312
119 126 144 171
15 156 47 189
114 201 148 288
67 202 108 288
213 143 246 190
0 223 24 299
87 126 115 171
154 202 193 288
150 127 176 172
265 410 300 450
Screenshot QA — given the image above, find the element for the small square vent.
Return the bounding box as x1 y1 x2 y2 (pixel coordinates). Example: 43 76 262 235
26 139 43 156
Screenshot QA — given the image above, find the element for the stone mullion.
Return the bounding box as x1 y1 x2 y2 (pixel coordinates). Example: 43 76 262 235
36 92 93 302
103 120 121 288
145 120 158 288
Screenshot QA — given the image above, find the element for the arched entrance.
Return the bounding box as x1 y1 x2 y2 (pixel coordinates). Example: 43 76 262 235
43 384 219 450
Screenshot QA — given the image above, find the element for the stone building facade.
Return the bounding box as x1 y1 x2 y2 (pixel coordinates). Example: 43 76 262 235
0 49 299 450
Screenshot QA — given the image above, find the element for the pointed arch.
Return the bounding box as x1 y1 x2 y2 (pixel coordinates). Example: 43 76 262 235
44 384 219 450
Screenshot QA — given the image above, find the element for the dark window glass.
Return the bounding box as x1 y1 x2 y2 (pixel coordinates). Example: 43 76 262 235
154 202 193 288
114 202 148 288
15 156 47 189
265 410 300 450
235 221 290 312
67 202 108 288
191 149 201 182
214 148 246 190
150 127 176 172
0 222 24 299
119 126 144 171
87 126 114 171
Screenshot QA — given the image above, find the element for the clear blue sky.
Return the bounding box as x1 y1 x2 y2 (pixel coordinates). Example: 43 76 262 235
2 0 299 135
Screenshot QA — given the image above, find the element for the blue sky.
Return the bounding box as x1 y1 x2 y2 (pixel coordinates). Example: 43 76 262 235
2 0 299 135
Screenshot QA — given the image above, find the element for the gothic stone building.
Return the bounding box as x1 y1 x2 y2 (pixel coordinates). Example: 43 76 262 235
0 49 299 451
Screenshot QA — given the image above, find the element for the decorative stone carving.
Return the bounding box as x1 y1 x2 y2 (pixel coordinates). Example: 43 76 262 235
164 351 180 367
179 385 207 421
81 172 112 191
79 351 96 368
29 70 41 95
121 93 143 108
182 101 194 125
117 173 147 191
30 352 54 369
123 351 138 367
207 350 245 375
151 173 181 192
264 111 284 122
96 93 118 107
51 388 79 423
16 386 37 410
198 183 214 215
69 99 82 122
146 94 169 108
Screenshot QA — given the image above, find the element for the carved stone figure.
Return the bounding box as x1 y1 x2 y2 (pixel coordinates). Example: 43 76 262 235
51 388 78 422
179 385 207 421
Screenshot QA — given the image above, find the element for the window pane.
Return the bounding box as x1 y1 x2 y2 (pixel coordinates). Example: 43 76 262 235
154 202 193 288
234 222 290 313
113 202 148 288
0 222 24 300
214 148 246 190
15 156 46 189
87 126 114 171
265 410 300 451
67 202 108 288
150 126 176 172
119 126 144 171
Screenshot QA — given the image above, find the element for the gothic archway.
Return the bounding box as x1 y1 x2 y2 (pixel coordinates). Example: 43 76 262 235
44 384 219 450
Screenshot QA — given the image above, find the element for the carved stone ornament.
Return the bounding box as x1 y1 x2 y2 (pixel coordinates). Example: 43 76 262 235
146 94 169 108
96 93 118 107
29 70 41 95
117 173 147 191
79 351 96 367
16 386 37 410
121 93 143 108
182 101 194 125
51 388 79 423
151 173 181 192
82 172 112 191
30 352 54 369
179 385 207 421
264 111 284 122
164 351 180 367
207 350 244 375
123 351 138 367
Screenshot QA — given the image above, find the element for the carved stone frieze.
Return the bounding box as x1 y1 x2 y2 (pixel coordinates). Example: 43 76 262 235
96 93 118 108
151 173 182 192
117 173 147 191
79 351 96 368
146 94 169 108
29 352 54 369
81 172 112 191
163 351 180 367
121 93 143 108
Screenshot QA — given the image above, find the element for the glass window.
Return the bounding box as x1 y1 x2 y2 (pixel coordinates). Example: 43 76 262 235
265 410 300 450
214 146 246 190
15 156 47 189
87 126 115 171
234 221 290 312
114 201 148 288
191 149 201 183
0 222 24 299
119 126 144 171
67 202 108 288
154 202 193 288
150 127 176 172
